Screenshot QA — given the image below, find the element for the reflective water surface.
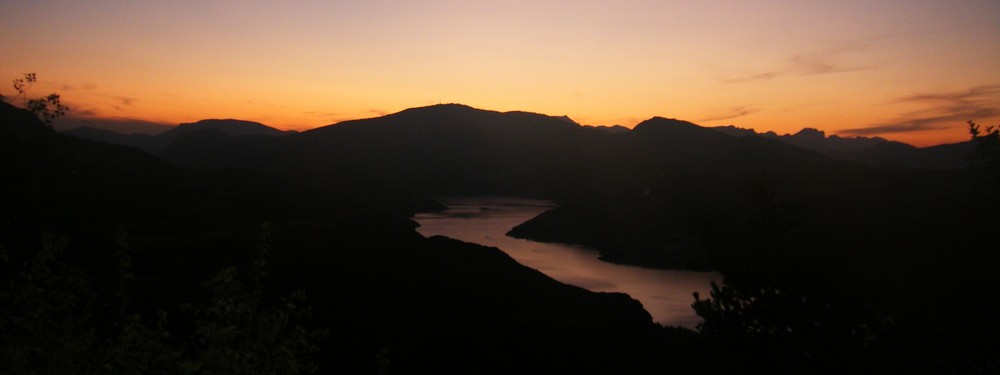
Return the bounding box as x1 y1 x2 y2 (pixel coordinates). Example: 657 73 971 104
413 196 721 329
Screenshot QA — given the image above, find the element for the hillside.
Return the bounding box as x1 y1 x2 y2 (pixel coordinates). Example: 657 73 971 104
2 101 686 374
30 101 999 372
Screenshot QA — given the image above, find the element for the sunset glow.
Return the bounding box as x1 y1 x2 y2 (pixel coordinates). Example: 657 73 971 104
2 0 998 146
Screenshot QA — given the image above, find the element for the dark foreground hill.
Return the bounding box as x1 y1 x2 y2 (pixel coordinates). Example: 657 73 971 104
511 119 1000 372
260 104 613 198
1 101 698 374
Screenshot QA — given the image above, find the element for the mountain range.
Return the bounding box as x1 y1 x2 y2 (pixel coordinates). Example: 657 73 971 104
7 100 997 373
57 104 985 268
64 118 295 155
2 101 692 373
712 125 973 169
56 104 990 269
66 105 975 175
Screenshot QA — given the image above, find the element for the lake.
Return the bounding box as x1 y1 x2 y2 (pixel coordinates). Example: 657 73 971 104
412 196 721 329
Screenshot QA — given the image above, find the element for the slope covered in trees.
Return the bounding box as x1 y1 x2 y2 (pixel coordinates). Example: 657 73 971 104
36 99 1000 372
2 101 696 374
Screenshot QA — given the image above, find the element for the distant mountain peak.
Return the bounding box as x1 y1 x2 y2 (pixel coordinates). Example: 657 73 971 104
428 103 476 110
705 124 971 168
397 103 481 114
173 119 285 136
793 128 826 140
382 103 498 122
632 117 703 134
386 104 581 127
590 125 630 134
553 115 579 125
638 117 696 126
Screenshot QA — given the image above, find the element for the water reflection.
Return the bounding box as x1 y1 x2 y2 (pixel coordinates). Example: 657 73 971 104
413 196 720 329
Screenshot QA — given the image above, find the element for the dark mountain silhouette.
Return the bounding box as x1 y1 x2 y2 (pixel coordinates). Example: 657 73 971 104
506 116 866 269
52 116 174 135
242 103 614 198
168 118 291 137
146 105 866 270
794 128 885 153
2 100 701 374
158 105 858 199
145 118 293 155
826 140 973 169
63 118 292 155
713 125 972 169
553 114 579 125
13 100 997 372
590 124 631 133
1 102 176 210
56 103 980 271
63 126 154 149
713 125 888 153
1 100 58 141
158 130 285 170
620 117 844 178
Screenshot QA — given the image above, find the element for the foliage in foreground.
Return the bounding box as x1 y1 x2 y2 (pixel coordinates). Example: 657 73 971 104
0 224 326 375
1 72 69 125
690 120 999 374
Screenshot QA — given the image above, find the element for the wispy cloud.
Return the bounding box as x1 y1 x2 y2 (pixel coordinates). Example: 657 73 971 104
73 108 98 116
840 85 1000 136
111 96 135 111
720 45 874 84
58 83 97 91
303 110 340 118
698 106 760 122
722 72 777 84
894 85 1000 104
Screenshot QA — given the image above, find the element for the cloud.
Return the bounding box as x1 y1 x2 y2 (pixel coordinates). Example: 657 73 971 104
303 110 340 118
720 45 874 84
840 85 1000 136
697 106 760 122
116 96 135 106
58 83 97 91
841 108 1000 136
74 108 98 116
721 71 779 85
894 85 1000 104
103 96 137 112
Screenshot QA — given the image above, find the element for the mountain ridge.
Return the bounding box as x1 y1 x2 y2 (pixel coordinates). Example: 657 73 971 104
712 124 971 169
1 98 678 374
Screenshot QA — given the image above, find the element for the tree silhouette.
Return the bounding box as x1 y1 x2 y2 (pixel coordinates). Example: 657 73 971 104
0 234 98 374
968 120 1000 180
1 72 69 125
179 222 326 375
0 224 326 374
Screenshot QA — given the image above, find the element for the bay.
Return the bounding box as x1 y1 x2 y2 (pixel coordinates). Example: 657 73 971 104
413 196 720 329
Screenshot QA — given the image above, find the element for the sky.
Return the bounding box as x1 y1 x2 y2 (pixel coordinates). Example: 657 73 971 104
2 0 998 147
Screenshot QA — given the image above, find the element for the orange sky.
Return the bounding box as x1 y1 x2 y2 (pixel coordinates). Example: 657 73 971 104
2 1 999 147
